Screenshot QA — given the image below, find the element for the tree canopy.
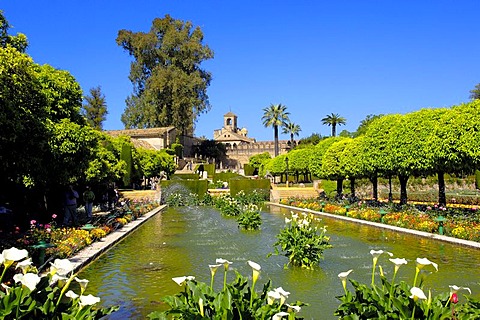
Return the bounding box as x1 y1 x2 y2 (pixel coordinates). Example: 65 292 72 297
262 104 290 157
82 86 108 130
117 14 214 134
321 113 346 137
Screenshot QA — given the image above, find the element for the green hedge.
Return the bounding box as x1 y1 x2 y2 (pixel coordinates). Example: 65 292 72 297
378 190 480 205
161 179 208 199
243 164 256 176
171 173 199 180
194 163 215 178
229 178 270 200
215 172 246 182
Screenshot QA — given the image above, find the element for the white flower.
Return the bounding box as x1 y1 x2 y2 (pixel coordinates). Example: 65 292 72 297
75 277 89 294
389 258 408 267
2 247 28 268
79 294 101 307
449 285 471 294
267 290 282 304
272 311 290 320
13 273 40 291
275 287 290 305
410 287 427 300
370 249 393 259
338 269 353 280
172 276 195 286
66 290 79 299
286 303 301 313
216 258 233 270
248 260 261 284
247 260 261 271
209 264 221 276
50 259 74 276
416 258 438 271
285 217 291 224
16 258 33 274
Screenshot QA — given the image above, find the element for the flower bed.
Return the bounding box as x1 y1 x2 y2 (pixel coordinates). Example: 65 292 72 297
280 197 480 242
17 198 159 262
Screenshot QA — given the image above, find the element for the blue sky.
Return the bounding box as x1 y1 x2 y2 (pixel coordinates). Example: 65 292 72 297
3 1 480 141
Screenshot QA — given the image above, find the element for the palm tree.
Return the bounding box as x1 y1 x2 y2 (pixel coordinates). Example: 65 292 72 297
262 104 290 156
321 113 346 137
282 122 301 148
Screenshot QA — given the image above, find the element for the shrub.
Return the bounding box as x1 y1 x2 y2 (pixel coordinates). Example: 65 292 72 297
270 212 332 269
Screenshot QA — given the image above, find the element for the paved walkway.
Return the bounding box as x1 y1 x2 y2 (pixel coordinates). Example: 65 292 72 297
268 202 480 249
69 205 167 274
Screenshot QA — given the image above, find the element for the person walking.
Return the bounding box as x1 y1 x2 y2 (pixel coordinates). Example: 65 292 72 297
83 186 95 222
63 185 79 226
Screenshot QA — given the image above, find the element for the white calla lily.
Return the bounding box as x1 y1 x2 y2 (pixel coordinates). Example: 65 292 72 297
75 277 89 294
66 290 79 299
79 294 101 307
416 258 438 271
2 247 28 268
275 287 290 305
172 276 195 286
267 290 282 305
13 272 40 291
338 269 353 292
449 285 471 295
50 258 74 276
272 311 290 320
16 258 33 274
286 303 301 313
215 258 232 271
410 287 428 300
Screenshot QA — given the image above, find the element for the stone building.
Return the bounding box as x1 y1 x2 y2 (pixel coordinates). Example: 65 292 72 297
106 127 177 150
213 112 295 169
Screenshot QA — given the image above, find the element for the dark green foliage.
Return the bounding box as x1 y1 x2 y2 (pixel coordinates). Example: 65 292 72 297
82 86 108 130
171 173 199 180
215 171 245 182
229 179 270 200
193 140 227 163
244 164 256 176
121 143 132 187
117 14 214 134
170 142 184 158
248 152 271 169
476 169 480 190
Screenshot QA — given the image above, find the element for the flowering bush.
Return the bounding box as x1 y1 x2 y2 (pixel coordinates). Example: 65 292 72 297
0 247 118 319
148 259 304 319
270 212 332 269
335 250 480 319
89 228 107 240
237 204 262 231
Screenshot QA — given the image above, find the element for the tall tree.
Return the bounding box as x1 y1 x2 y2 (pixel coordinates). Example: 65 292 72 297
262 104 290 157
116 14 214 134
470 83 480 100
82 86 108 130
353 114 383 137
282 121 301 148
321 113 346 137
0 10 28 52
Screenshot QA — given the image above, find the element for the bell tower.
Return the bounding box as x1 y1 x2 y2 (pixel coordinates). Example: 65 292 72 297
224 112 237 132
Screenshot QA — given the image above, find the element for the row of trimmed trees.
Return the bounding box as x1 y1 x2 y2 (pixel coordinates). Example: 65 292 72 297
256 101 480 206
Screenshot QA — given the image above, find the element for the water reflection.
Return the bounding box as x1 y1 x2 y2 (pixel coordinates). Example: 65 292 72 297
79 205 480 320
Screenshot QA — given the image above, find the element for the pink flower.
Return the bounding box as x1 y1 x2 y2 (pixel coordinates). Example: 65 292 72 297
52 214 57 219
426 206 432 210
451 292 458 304
46 228 51 233
30 220 37 225
45 224 51 229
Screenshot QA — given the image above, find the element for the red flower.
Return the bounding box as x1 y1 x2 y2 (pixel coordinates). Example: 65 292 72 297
451 292 458 304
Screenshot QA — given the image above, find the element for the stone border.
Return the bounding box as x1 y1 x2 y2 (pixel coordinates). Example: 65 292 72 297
69 204 167 273
268 202 480 249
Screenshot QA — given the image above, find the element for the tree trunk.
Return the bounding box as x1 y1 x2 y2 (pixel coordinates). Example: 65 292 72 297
438 170 446 206
274 125 279 157
388 175 393 203
350 178 356 198
369 173 378 201
332 124 336 137
336 178 343 197
398 175 409 205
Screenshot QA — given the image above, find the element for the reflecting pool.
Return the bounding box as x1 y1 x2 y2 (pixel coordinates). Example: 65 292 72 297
79 205 480 319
